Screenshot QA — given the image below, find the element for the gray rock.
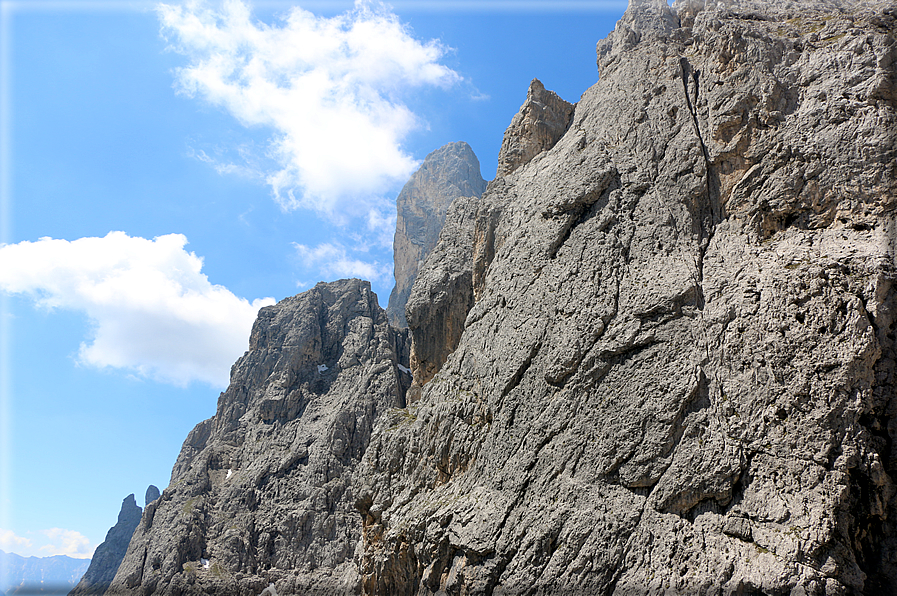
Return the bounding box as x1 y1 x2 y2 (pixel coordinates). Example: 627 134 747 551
386 142 487 328
105 0 897 593
69 494 142 595
145 485 161 506
405 195 481 401
107 280 408 596
358 0 897 594
496 78 575 176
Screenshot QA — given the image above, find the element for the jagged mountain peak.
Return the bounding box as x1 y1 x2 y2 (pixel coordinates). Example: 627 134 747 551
386 141 487 328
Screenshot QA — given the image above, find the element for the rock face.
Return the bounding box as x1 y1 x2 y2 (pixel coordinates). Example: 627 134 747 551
69 493 143 595
358 0 897 594
496 78 575 176
111 0 897 594
386 142 487 328
405 195 481 401
145 485 161 506
108 280 409 595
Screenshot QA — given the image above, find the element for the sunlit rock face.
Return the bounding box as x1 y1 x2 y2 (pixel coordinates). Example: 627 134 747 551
108 279 410 595
386 141 487 329
358 0 897 593
111 0 897 593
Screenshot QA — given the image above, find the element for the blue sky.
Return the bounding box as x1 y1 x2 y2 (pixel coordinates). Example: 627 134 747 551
0 0 624 561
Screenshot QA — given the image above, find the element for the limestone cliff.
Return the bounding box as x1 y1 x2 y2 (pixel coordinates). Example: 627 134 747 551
110 0 897 594
358 0 897 593
70 492 146 595
386 142 487 328
108 280 409 595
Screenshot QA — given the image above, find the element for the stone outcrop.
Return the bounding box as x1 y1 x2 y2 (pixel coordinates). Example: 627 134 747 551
145 485 161 506
110 0 897 594
358 0 897 594
386 142 487 328
107 280 409 595
496 78 575 176
70 494 143 595
404 195 481 401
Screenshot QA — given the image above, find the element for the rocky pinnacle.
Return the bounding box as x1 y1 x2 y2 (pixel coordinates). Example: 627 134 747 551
386 142 487 328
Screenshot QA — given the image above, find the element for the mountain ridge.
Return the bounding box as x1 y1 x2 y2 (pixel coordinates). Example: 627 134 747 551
107 0 897 593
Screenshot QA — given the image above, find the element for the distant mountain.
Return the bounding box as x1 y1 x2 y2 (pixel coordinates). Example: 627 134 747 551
0 550 90 595
386 141 487 328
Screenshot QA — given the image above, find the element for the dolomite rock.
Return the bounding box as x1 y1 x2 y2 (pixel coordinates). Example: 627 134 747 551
107 280 409 596
496 78 575 176
108 0 897 593
70 494 142 595
386 142 487 328
145 485 160 506
358 0 897 594
405 195 481 400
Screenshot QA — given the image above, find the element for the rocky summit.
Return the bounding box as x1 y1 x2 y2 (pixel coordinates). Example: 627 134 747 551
386 141 487 329
70 492 146 595
108 0 897 594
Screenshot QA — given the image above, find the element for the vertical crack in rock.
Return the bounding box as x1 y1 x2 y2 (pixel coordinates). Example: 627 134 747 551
679 55 715 291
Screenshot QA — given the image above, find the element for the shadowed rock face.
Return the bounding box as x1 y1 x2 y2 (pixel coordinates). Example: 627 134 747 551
69 494 143 595
358 0 897 593
107 280 409 596
386 142 487 329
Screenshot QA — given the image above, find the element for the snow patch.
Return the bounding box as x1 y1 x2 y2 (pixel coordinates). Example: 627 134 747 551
397 364 412 375
201 558 210 569
226 469 232 480
317 364 329 373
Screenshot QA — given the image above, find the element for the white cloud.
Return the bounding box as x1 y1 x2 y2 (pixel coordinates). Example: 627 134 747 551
38 528 94 559
0 232 275 387
158 0 461 215
0 528 32 552
365 206 397 249
294 241 391 284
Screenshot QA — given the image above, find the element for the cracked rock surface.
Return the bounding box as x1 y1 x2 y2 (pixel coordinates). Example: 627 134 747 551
106 0 897 594
108 280 409 595
387 142 487 329
358 0 897 594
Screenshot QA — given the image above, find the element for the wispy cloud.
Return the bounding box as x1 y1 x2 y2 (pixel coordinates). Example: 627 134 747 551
158 0 462 216
39 528 94 559
0 528 32 552
294 241 391 284
0 232 275 387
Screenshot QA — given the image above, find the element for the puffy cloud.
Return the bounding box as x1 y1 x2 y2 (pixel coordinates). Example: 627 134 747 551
0 232 275 387
39 528 94 559
0 529 32 552
158 0 461 215
294 241 391 284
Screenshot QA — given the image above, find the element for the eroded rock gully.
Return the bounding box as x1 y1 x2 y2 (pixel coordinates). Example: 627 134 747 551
109 0 897 594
